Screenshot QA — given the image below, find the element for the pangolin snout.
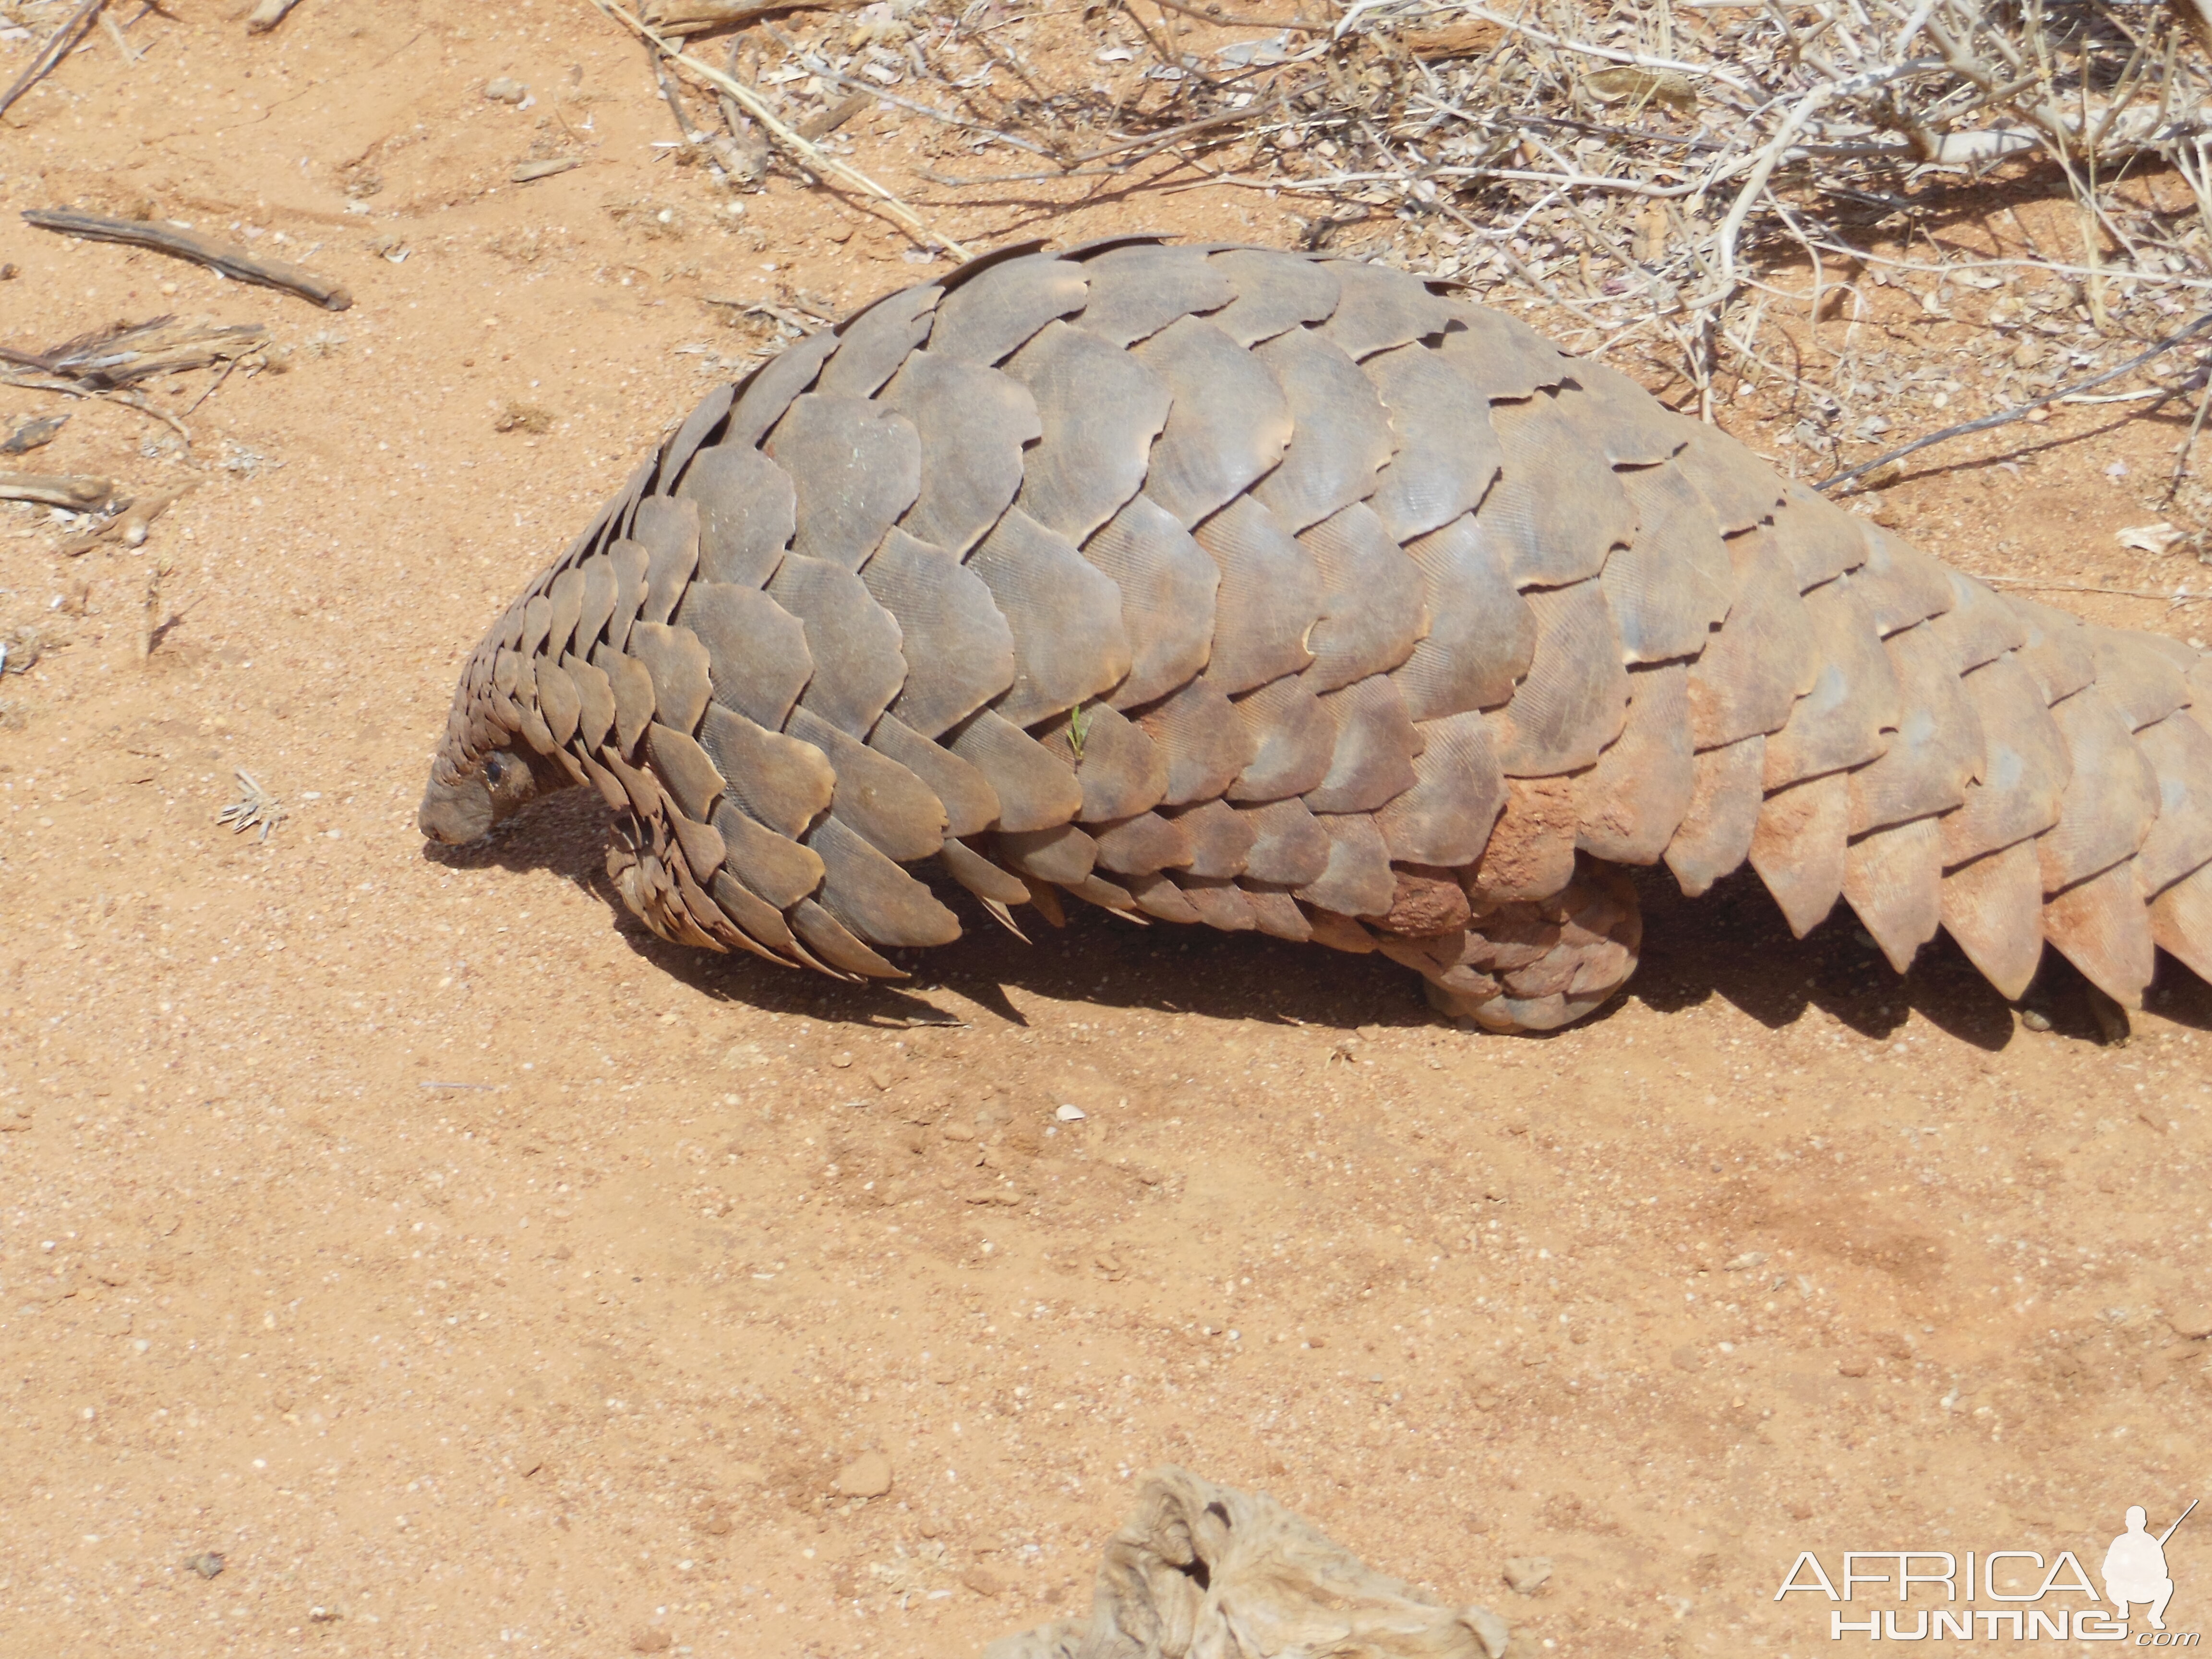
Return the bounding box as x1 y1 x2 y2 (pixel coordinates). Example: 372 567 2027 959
418 749 544 845
418 768 496 845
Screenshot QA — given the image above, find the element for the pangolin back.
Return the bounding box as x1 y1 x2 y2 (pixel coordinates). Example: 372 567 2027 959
421 238 2212 1032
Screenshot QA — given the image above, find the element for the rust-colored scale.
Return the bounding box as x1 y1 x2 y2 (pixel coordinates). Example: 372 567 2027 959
421 239 2212 1031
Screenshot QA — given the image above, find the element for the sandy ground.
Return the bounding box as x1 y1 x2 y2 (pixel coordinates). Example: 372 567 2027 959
2 3 2211 1656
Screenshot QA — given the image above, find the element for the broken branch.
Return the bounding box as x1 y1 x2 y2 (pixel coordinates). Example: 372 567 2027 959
28 314 271 388
582 0 974 258
61 481 195 557
1817 312 2212 491
0 0 106 121
0 471 115 510
21 209 352 311
643 0 870 30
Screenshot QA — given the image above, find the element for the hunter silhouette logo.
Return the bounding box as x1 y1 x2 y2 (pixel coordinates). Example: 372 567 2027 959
1776 1499 2199 1643
2107 1502 2196 1633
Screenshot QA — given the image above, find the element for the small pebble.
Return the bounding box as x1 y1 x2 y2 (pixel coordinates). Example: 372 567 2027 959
2168 1305 2212 1339
484 77 528 103
2020 1009 2052 1032
832 1449 893 1498
1055 1104 1086 1121
0 414 67 456
185 1552 225 1579
1502 1556 1552 1595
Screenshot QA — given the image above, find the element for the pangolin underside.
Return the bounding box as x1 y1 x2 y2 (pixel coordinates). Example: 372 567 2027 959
420 237 2212 1033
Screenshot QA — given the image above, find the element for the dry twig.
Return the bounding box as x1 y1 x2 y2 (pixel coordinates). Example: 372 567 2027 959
217 771 287 842
758 23 1058 156
1144 0 1327 33
1976 574 2212 606
584 0 974 255
99 9 144 63
644 0 870 30
61 482 194 557
647 36 769 184
0 369 195 449
0 0 105 121
4 314 270 388
133 556 176 660
21 210 351 310
1819 312 2212 490
0 315 265 460
0 471 113 510
579 0 2212 535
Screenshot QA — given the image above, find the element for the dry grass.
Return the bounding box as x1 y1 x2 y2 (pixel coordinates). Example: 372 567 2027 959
600 0 2212 516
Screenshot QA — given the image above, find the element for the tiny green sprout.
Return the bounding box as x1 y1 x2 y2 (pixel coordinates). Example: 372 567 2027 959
1067 701 1091 761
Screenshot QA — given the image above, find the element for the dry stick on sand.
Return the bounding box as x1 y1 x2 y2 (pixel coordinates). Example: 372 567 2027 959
132 554 183 660
179 356 239 418
0 317 264 458
647 41 766 182
643 0 871 31
920 78 1326 184
9 315 271 388
20 210 352 311
758 24 1059 157
0 471 113 510
0 0 106 121
1816 312 2212 492
2170 376 2212 503
61 482 194 557
581 0 974 258
1142 0 1329 33
1060 76 1325 166
1444 3 1755 94
1977 575 2212 605
797 91 873 141
0 368 194 448
99 9 144 64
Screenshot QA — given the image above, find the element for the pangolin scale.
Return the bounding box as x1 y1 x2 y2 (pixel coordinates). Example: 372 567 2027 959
420 237 2212 1033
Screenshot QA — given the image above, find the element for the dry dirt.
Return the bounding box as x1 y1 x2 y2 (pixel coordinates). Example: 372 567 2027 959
3 4 2211 1657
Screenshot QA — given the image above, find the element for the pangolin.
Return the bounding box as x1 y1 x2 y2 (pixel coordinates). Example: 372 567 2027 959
419 237 2212 1033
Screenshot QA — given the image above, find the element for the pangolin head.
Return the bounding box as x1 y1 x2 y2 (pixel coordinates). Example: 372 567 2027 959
417 745 563 845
